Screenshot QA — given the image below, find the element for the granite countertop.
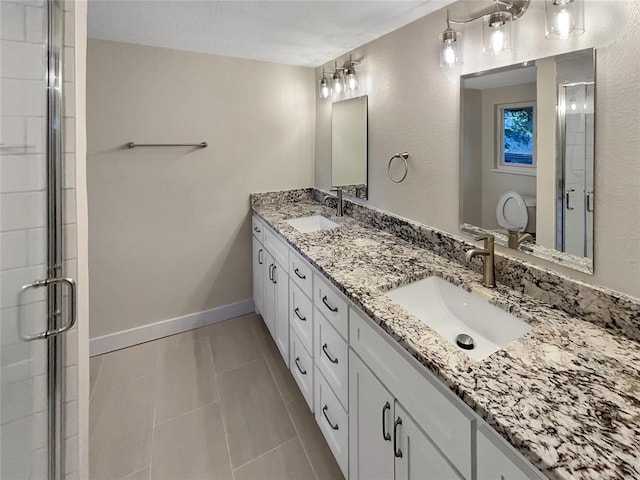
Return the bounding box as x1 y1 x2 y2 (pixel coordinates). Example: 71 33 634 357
251 195 640 480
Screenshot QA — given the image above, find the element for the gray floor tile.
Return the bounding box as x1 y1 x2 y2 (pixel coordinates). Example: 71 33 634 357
90 375 156 480
94 341 158 391
218 358 297 468
234 438 315 480
151 403 232 480
287 398 344 480
89 355 102 394
119 467 150 480
259 335 304 404
249 314 270 338
155 337 218 423
206 314 263 373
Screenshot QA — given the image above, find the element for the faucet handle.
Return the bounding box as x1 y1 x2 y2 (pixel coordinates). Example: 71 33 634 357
473 233 494 243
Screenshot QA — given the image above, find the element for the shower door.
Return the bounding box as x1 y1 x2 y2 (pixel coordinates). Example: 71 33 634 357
1 1 75 478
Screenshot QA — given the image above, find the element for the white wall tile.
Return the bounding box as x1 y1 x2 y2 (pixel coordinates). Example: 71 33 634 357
64 435 78 474
0 264 46 308
64 10 74 47
0 302 46 347
25 5 44 44
0 411 46 460
0 373 47 423
26 228 45 266
26 117 46 155
64 82 75 117
64 365 77 402
64 223 77 260
64 401 78 438
0 2 26 41
64 118 75 153
30 446 48 480
0 116 26 147
0 40 45 80
64 153 75 188
0 154 45 193
63 46 74 80
63 188 76 223
1 452 30 479
0 78 46 116
0 191 46 231
1 230 28 270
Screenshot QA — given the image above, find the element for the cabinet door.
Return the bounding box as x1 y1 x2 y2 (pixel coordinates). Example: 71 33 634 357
394 402 462 480
252 237 264 315
272 260 289 367
262 251 276 338
477 426 544 480
349 351 394 480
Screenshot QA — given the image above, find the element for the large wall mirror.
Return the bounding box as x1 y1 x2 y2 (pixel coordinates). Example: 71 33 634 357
460 48 595 274
332 96 368 199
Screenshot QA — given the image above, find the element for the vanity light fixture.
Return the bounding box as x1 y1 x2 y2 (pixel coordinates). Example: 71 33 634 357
545 0 584 39
483 8 514 55
345 55 359 91
439 10 462 67
332 61 345 95
319 67 331 99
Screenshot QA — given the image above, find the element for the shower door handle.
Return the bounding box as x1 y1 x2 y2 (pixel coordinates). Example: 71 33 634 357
586 191 594 212
20 278 77 341
565 189 575 210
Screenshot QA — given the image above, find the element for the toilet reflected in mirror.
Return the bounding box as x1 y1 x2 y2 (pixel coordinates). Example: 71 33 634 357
460 48 595 274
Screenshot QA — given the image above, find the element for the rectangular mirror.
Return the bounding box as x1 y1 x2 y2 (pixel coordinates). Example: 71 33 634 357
460 49 595 274
332 95 368 199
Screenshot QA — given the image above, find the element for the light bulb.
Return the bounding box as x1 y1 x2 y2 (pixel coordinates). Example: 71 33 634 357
553 7 574 38
319 77 330 99
332 72 344 95
491 29 505 53
443 44 456 66
570 103 577 111
345 65 358 91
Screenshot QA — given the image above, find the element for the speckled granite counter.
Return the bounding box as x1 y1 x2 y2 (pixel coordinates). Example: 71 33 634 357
251 190 640 480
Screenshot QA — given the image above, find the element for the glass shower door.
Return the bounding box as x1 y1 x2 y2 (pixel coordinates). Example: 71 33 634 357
1 1 74 478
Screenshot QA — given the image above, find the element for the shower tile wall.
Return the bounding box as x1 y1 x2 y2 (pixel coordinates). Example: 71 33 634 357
0 1 78 477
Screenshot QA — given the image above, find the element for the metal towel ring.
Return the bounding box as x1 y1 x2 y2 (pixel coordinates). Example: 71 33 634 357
388 152 409 183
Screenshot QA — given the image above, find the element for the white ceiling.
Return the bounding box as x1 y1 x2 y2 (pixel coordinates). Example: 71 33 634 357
87 1 454 67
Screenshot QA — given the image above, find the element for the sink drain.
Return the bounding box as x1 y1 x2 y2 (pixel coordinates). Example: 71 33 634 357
456 334 475 350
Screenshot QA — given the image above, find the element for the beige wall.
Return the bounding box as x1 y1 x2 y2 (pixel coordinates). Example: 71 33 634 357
87 40 315 338
315 1 640 299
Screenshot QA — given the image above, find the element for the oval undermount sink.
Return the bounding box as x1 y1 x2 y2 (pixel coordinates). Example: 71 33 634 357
286 215 340 233
385 276 532 361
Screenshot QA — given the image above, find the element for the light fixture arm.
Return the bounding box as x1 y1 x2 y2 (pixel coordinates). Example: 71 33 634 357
448 0 530 24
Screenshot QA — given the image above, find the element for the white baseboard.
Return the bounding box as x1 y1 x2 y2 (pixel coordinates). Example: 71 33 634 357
90 299 255 356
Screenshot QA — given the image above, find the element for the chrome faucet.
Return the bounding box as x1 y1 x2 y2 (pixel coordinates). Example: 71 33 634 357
323 188 344 217
465 234 496 288
507 230 534 250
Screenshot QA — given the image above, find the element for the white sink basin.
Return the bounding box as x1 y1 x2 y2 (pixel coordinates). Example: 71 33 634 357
285 215 340 233
385 276 532 361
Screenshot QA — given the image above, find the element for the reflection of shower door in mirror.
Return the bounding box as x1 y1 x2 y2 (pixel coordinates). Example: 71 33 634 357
0 1 75 478
559 82 594 259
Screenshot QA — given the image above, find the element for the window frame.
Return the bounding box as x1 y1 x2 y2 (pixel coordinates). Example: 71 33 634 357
495 101 537 176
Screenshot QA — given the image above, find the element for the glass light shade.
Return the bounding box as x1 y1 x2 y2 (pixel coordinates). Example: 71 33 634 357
345 66 358 90
332 71 345 95
439 28 462 67
318 77 331 99
483 11 513 56
545 0 584 39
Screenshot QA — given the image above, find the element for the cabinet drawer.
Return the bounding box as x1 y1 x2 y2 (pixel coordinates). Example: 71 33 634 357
290 330 314 412
315 368 348 478
252 215 265 242
477 425 545 480
264 226 289 269
315 311 348 410
290 283 313 354
350 307 474 480
314 273 348 340
289 249 313 298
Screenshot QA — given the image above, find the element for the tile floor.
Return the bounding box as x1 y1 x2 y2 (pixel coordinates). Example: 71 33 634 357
89 313 344 480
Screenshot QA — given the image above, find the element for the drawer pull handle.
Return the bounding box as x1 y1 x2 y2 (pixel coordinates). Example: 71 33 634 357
254 226 261 233
322 295 338 313
393 417 403 458
258 248 263 265
294 307 307 322
322 343 339 364
322 405 339 431
272 264 277 284
294 357 307 375
268 264 274 282
294 268 306 280
382 402 391 441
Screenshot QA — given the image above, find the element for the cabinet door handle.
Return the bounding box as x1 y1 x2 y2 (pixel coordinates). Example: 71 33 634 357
294 307 307 322
272 264 277 284
294 357 307 375
268 264 273 282
566 188 575 210
382 402 391 441
294 268 306 280
322 405 339 431
322 295 338 313
322 343 339 364
254 226 261 233
586 191 594 212
393 417 403 458
258 249 263 265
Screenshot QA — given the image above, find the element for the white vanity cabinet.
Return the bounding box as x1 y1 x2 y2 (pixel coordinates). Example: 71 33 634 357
252 232 265 316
